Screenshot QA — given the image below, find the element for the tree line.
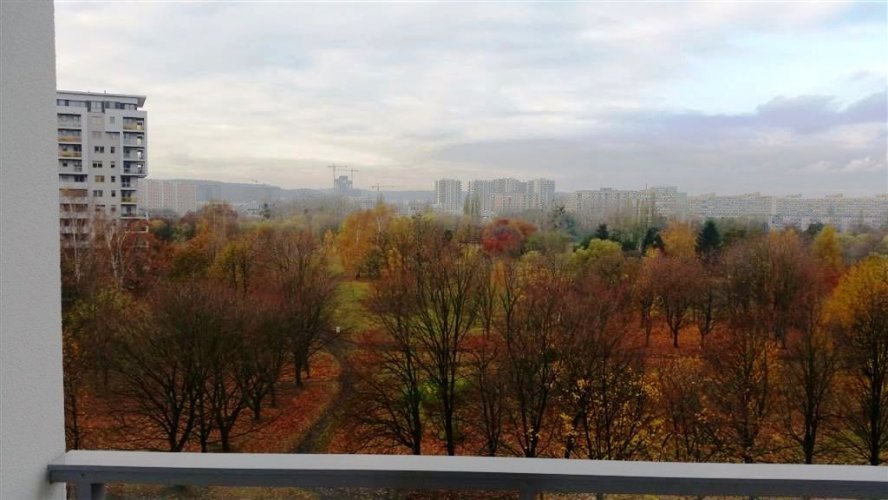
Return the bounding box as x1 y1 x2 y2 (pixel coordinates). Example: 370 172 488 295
61 203 888 465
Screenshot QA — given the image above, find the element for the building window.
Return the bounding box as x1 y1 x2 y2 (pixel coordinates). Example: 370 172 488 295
94 146 104 153
91 131 101 139
92 190 103 197
90 116 103 127
110 161 116 169
110 146 115 154
109 116 116 124
92 161 102 169
111 190 116 197
95 175 105 183
111 176 116 182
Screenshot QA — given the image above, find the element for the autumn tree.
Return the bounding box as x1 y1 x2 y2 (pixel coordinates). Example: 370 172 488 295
261 227 339 385
496 256 571 457
336 205 395 279
656 357 720 462
560 257 649 460
705 241 778 462
634 254 657 346
465 257 507 456
481 218 536 258
812 225 844 285
211 232 258 296
779 292 839 464
409 222 484 455
360 241 426 454
109 285 201 452
766 230 812 347
651 253 698 348
826 256 888 465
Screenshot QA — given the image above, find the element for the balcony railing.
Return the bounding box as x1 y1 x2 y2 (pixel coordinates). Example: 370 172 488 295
120 196 137 204
58 134 81 143
48 451 887 500
59 150 81 158
122 123 144 131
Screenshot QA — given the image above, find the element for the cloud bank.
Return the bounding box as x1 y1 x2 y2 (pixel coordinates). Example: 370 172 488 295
55 2 887 195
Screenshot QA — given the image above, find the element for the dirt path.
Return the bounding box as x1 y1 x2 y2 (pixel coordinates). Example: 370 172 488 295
293 335 356 453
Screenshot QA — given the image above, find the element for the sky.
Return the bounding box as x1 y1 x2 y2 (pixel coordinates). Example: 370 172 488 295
55 1 887 196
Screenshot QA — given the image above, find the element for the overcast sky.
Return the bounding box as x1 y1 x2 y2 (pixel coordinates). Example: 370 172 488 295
55 1 886 195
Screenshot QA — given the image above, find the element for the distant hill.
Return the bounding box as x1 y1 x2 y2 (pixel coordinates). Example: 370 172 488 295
166 179 324 204
165 179 435 205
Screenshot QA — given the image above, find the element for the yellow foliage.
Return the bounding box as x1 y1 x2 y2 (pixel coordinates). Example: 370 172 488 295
661 222 696 259
813 225 844 276
825 255 888 329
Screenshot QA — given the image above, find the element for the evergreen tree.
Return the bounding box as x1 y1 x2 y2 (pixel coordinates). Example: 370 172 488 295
695 219 722 263
642 227 663 254
594 223 610 241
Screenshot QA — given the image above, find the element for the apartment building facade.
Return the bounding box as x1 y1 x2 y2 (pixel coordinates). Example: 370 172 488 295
57 91 147 240
139 179 197 216
464 177 556 217
528 178 556 210
434 178 463 214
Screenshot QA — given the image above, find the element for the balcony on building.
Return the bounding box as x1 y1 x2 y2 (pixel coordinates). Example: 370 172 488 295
59 174 87 190
57 129 81 143
59 159 84 172
120 189 137 204
122 118 144 131
122 132 144 146
122 147 144 160
123 161 145 175
59 144 81 158
57 114 81 128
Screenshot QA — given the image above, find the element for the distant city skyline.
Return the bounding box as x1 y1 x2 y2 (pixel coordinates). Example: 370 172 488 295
55 2 887 195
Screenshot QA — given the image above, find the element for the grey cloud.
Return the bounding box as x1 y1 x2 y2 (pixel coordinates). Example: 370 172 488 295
429 92 887 196
619 91 887 138
55 2 886 194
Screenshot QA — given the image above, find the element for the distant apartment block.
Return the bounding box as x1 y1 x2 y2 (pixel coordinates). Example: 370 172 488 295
566 186 685 223
528 178 556 210
565 185 887 231
139 179 197 216
434 178 463 214
464 177 556 217
57 90 147 240
769 194 888 231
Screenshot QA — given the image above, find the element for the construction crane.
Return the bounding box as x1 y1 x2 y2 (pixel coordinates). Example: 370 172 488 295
327 164 339 183
348 168 359 185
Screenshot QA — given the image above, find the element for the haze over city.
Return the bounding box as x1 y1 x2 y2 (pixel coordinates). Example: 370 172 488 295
55 2 887 195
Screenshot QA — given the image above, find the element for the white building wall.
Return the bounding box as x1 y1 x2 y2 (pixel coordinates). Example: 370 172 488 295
0 1 66 498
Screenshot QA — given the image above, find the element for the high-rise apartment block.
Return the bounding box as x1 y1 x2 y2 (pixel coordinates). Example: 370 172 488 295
463 177 556 218
139 179 197 216
528 178 556 210
434 178 463 214
57 91 147 239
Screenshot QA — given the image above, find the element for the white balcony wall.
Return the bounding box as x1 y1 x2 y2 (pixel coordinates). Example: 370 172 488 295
0 1 66 498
